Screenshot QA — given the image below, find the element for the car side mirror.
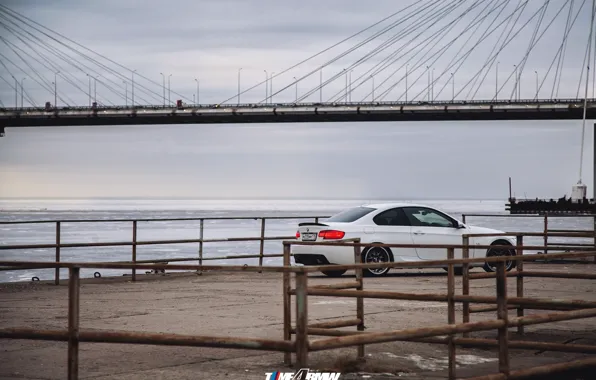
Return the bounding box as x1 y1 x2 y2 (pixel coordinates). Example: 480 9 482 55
456 222 466 229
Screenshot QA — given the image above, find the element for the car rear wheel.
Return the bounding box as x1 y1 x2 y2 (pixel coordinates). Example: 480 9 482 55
483 240 516 273
362 246 393 277
321 270 347 277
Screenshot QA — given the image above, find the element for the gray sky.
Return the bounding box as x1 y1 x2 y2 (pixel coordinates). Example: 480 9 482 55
0 0 595 201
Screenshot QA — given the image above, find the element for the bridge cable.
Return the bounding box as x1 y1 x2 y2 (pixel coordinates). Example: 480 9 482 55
380 0 512 102
552 0 576 99
216 0 434 104
0 5 180 104
0 16 101 106
0 54 39 107
537 0 584 101
463 0 528 101
292 0 459 103
509 0 550 101
533 1 585 102
489 0 560 99
0 37 53 95
449 0 515 101
263 0 445 104
482 0 570 101
593 7 596 98
0 73 19 107
0 13 128 106
405 0 509 102
328 0 482 103
307 0 466 103
308 0 460 103
370 0 494 102
316 0 480 103
506 0 575 101
0 6 167 105
464 0 526 100
448 0 561 102
0 25 79 106
0 38 50 107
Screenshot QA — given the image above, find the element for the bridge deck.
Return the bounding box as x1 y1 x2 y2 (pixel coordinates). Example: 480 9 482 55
1 99 595 128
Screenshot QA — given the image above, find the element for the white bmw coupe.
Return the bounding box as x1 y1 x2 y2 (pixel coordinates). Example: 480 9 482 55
292 203 517 277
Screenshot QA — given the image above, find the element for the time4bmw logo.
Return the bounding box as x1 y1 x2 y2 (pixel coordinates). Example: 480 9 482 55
265 368 341 380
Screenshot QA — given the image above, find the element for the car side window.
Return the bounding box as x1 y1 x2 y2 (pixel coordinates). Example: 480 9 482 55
402 207 455 228
373 208 411 226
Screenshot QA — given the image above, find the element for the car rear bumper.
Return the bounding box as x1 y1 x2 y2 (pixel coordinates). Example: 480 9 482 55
292 244 356 265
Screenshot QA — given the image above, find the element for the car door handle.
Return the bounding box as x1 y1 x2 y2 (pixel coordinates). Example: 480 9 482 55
413 231 425 235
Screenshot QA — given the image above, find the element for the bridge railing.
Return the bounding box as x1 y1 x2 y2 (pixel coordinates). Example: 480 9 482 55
2 97 595 113
0 214 329 284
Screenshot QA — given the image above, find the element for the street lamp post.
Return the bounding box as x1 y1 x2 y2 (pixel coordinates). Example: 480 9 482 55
270 72 274 103
534 70 538 99
237 68 242 105
123 81 128 107
496 61 499 100
20 77 26 108
513 64 518 101
405 64 409 102
160 73 165 106
319 68 323 102
132 69 137 107
195 78 199 105
86 74 91 107
12 76 17 108
293 77 298 103
54 71 59 107
371 75 375 102
451 72 455 101
264 70 268 103
348 70 353 102
426 66 431 101
431 68 435 101
343 69 348 103
93 77 97 104
168 74 172 105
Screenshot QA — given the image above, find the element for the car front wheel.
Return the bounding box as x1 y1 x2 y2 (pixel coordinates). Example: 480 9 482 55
483 240 516 273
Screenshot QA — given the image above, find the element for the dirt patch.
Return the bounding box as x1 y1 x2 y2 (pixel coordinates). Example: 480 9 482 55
0 263 595 379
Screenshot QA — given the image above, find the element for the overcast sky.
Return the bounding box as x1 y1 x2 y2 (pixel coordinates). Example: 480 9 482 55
0 0 595 201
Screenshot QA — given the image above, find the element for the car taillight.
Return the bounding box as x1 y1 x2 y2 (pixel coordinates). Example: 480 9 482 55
318 230 345 240
295 231 301 238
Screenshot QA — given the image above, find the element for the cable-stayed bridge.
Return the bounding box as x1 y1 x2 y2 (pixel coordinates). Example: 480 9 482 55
1 0 596 132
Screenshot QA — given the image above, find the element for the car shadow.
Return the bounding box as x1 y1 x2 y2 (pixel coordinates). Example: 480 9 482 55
308 270 453 279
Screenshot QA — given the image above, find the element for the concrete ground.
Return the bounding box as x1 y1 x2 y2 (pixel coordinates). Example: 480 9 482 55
1 263 595 379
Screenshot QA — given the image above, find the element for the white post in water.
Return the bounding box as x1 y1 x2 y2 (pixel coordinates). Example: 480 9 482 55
594 123 596 200
573 0 596 189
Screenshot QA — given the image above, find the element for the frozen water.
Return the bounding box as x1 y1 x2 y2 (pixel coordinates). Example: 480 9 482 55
0 199 592 282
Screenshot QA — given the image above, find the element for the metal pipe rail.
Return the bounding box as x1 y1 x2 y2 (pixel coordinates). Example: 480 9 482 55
2 247 596 379
0 215 328 283
279 239 596 379
459 233 596 338
461 213 596 261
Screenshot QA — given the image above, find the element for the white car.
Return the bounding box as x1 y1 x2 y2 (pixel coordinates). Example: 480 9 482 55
292 203 517 277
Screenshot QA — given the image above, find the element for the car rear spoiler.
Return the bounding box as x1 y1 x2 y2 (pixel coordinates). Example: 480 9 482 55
298 222 329 227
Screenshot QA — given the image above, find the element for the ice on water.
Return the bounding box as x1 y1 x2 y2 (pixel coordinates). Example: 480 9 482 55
0 199 592 282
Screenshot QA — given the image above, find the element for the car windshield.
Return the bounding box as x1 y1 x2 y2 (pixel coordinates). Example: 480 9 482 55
325 207 376 223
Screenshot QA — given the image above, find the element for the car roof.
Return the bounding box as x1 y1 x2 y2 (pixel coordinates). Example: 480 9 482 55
361 202 430 210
